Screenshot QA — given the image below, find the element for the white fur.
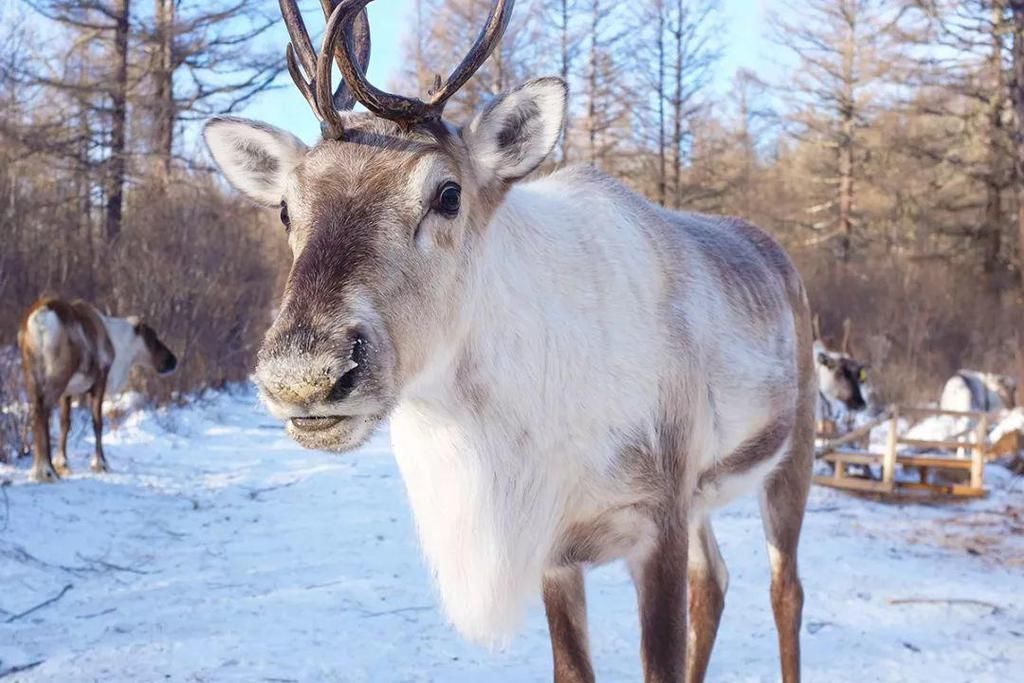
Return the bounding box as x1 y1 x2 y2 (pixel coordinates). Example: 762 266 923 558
208 82 805 647
204 117 308 207
940 370 1014 413
389 171 800 644
100 315 145 395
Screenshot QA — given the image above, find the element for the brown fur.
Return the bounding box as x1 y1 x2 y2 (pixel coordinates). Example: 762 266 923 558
542 567 595 683
17 297 175 481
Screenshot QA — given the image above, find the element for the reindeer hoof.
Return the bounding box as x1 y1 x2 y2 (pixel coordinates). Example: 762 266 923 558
90 459 109 473
29 464 60 483
54 460 72 477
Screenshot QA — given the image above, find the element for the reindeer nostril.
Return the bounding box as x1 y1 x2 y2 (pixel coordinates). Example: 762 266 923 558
350 332 368 366
327 366 358 402
326 331 369 403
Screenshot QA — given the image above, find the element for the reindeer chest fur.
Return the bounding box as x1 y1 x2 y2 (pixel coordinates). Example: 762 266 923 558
387 174 801 644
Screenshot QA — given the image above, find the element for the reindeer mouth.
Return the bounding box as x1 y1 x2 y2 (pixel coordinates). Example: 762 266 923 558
290 415 346 432
285 411 384 452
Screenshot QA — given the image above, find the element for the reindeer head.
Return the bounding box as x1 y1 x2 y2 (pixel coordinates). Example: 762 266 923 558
126 316 178 376
814 343 869 412
812 315 873 412
204 0 565 450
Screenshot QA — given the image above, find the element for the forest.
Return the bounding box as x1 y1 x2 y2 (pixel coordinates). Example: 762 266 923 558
1 0 1022 419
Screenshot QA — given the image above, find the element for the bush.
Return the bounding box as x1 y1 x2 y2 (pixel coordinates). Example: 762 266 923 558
0 171 289 408
796 253 1021 406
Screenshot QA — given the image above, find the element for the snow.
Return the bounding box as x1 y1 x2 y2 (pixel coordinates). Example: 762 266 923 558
1 386 1022 682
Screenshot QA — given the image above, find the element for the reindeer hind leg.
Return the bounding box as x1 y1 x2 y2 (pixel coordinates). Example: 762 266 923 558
759 436 813 683
685 516 727 683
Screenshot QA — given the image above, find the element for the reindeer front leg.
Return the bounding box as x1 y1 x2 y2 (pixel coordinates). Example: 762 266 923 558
543 566 595 683
631 513 688 683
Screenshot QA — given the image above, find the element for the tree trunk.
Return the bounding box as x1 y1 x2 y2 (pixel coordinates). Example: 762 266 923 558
981 1 1007 292
560 0 570 163
657 0 666 206
671 0 683 209
837 5 856 262
105 0 130 243
1010 1 1024 393
153 0 175 177
587 0 598 165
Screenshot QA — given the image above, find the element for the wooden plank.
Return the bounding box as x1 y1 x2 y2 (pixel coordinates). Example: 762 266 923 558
882 409 898 487
814 475 893 493
893 482 987 498
821 452 882 466
971 414 987 490
817 410 891 451
896 455 973 469
900 406 996 419
898 438 978 451
951 484 987 498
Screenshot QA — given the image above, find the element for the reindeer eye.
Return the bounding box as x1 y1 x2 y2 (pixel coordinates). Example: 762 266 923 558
279 201 290 231
434 182 461 218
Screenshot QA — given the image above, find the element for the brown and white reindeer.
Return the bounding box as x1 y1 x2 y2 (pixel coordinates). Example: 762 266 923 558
18 297 177 482
204 1 816 680
812 316 874 435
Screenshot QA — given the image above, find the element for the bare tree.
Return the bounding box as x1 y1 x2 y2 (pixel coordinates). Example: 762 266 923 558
771 0 899 261
145 0 281 176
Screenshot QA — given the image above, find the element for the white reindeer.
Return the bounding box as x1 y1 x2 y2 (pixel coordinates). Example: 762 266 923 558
204 1 815 681
940 370 1016 414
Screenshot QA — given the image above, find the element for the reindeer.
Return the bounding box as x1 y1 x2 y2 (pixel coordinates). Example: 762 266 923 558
18 297 177 482
204 2 815 680
940 370 1016 414
812 316 874 436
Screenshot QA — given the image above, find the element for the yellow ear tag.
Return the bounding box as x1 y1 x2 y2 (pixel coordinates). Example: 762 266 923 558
859 369 868 382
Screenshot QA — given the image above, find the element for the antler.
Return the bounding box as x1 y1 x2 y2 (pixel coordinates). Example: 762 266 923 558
840 318 853 355
327 0 514 126
279 0 371 138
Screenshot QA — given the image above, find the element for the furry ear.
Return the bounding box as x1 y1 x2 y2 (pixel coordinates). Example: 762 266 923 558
204 117 307 207
462 78 567 183
817 352 837 370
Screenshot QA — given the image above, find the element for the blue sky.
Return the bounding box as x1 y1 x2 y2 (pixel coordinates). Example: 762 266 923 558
242 0 774 145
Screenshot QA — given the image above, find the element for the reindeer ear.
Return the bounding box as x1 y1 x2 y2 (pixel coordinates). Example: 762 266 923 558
204 117 307 207
463 78 567 183
817 352 837 370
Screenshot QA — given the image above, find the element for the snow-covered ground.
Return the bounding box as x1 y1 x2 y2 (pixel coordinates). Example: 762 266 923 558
1 387 1022 682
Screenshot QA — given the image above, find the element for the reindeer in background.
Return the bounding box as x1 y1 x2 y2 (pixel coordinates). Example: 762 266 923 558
813 316 875 436
204 1 816 680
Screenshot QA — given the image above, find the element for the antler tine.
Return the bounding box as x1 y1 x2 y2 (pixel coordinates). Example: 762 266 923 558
280 0 317 82
285 45 319 117
328 0 515 126
320 0 371 112
278 0 370 135
427 0 513 108
841 318 853 355
812 313 822 343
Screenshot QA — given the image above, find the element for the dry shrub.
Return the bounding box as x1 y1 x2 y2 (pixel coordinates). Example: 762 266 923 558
107 178 289 401
0 346 28 462
0 172 289 408
796 252 1020 406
